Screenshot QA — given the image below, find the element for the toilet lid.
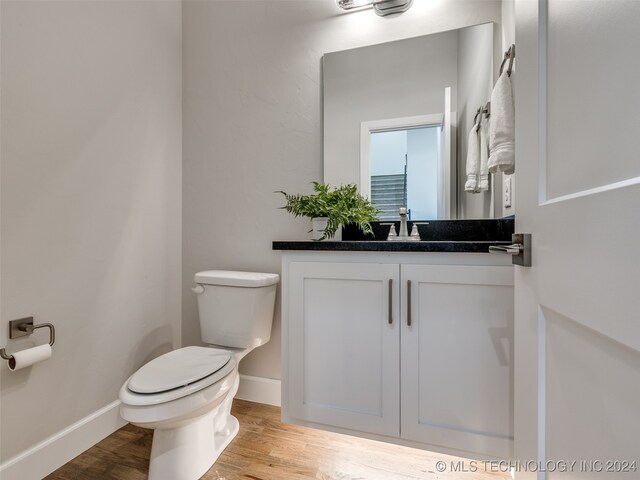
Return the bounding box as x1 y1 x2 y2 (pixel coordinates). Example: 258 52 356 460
127 346 232 394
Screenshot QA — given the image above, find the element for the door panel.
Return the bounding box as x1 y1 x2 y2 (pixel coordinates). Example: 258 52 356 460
546 0 640 199
401 265 514 459
544 308 640 479
515 1 640 478
287 262 400 437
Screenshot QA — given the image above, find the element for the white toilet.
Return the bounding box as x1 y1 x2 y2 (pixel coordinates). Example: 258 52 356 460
119 270 279 480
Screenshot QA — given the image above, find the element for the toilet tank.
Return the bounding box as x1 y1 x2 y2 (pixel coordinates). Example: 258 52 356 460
193 270 279 348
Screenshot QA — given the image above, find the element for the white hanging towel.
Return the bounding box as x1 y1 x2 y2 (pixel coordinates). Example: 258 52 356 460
488 70 515 174
478 114 490 191
464 120 480 192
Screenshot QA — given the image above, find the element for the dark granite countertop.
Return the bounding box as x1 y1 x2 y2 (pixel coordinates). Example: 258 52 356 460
273 218 514 253
272 240 512 253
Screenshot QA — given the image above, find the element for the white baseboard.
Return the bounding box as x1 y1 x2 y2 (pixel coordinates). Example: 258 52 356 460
0 378 279 479
236 374 281 407
0 400 126 480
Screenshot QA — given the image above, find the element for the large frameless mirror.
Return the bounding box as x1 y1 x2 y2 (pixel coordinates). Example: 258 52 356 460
323 22 498 220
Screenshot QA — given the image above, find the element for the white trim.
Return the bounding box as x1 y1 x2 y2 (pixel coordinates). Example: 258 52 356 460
540 175 640 207
236 374 281 407
0 400 125 480
440 87 452 219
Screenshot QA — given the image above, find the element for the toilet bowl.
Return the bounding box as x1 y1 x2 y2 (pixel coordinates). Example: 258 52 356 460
119 271 279 480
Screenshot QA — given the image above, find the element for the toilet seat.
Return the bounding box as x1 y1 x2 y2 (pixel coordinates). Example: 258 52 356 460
128 346 231 394
120 346 236 407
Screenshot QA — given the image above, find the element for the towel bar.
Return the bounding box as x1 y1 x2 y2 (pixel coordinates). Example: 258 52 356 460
500 44 515 77
474 101 491 132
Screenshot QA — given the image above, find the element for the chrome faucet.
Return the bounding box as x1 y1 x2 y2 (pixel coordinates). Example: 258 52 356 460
385 208 422 241
398 208 409 238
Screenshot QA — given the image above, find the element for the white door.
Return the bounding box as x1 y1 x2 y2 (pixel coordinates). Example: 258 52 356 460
515 1 640 479
286 262 400 437
401 265 514 459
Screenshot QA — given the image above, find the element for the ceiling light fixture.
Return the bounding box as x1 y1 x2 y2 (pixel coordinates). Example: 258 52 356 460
336 0 414 17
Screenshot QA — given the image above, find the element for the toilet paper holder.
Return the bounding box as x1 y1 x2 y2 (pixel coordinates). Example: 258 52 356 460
0 317 56 362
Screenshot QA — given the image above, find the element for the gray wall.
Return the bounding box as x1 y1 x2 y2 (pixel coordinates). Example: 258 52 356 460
323 31 459 192
457 23 495 219
0 0 182 462
183 0 504 380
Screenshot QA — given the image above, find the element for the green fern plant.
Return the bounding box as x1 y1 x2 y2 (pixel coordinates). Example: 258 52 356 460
278 182 380 240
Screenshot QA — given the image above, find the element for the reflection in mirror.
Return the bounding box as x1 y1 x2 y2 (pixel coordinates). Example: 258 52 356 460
323 22 498 220
371 126 439 220
364 116 443 220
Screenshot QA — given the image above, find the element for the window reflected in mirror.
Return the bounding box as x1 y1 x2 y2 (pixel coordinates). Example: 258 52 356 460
370 125 441 220
361 112 449 219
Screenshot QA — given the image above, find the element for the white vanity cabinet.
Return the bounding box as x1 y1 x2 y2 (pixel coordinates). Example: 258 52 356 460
281 251 514 459
400 264 514 458
287 261 400 437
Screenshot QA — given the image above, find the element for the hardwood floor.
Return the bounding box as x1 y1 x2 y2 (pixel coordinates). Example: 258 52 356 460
46 400 510 480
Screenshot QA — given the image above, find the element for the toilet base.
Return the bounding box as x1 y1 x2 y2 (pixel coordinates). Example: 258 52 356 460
148 410 240 480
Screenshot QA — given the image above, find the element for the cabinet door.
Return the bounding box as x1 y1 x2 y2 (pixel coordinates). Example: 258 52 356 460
287 262 400 437
401 265 514 458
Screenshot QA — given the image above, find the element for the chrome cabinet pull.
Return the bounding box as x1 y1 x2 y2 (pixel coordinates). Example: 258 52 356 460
407 280 412 327
388 279 393 324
